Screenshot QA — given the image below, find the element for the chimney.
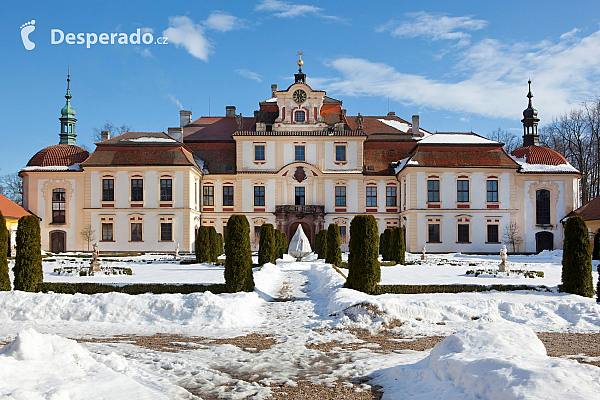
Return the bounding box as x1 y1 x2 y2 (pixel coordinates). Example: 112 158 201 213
412 115 421 137
271 84 278 96
387 111 396 117
226 106 236 118
100 130 110 141
168 127 183 142
179 110 192 127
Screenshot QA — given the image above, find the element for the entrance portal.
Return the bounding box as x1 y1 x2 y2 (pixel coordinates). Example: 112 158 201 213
535 231 553 253
50 231 66 253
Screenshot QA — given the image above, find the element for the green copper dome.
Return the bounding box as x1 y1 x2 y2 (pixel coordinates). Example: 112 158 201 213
61 93 76 118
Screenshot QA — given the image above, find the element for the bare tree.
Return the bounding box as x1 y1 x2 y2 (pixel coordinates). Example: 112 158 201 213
80 224 96 252
486 127 519 154
502 222 524 253
0 173 23 206
92 121 132 142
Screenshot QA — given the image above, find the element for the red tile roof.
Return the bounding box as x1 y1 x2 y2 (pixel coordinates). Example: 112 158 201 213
0 193 31 220
27 145 89 167
511 146 569 166
408 144 519 168
185 142 237 174
570 196 600 222
364 141 416 175
183 117 255 142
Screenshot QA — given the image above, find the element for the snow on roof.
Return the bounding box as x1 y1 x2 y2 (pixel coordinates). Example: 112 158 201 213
378 118 410 132
21 163 82 172
418 133 499 145
121 137 177 143
511 155 579 173
264 97 277 103
194 155 209 174
393 157 419 174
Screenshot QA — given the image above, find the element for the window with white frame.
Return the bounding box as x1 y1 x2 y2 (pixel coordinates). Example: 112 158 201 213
366 186 377 207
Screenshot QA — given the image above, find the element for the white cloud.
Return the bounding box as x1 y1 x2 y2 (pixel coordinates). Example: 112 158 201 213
255 0 344 22
319 27 600 120
204 11 245 32
163 16 211 61
134 47 153 58
234 69 262 83
378 12 487 45
168 94 183 110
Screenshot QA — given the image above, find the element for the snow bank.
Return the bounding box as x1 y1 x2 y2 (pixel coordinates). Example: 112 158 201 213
0 290 264 335
373 322 600 399
0 328 186 399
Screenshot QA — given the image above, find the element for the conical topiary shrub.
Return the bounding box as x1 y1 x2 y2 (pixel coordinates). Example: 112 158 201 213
345 215 380 293
326 224 342 267
380 228 391 261
13 215 42 292
561 216 594 297
276 229 287 260
195 226 211 263
388 227 406 265
315 230 328 260
0 212 10 291
593 229 600 261
224 215 254 292
258 223 276 266
208 226 221 262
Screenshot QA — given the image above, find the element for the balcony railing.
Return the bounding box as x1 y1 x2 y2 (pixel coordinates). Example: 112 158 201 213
275 205 325 214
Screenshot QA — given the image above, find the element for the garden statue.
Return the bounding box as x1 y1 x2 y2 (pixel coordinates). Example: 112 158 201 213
499 245 509 273
90 242 101 272
421 244 427 261
288 225 312 261
175 243 180 260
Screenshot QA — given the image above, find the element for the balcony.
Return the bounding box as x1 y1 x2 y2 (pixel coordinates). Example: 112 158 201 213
275 205 325 215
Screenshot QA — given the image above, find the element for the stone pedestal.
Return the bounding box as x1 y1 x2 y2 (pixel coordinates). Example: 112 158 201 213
90 260 101 272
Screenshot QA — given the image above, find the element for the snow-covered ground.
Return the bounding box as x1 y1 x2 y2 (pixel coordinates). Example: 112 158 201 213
1 252 599 399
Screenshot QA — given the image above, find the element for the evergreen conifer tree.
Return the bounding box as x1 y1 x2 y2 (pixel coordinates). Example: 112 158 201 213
0 212 10 291
208 226 221 262
380 228 391 261
217 233 224 258
315 230 328 259
195 226 211 263
276 230 287 259
258 223 276 265
561 216 594 297
326 224 342 267
593 230 600 261
224 215 254 292
388 227 406 265
345 215 380 293
13 215 42 292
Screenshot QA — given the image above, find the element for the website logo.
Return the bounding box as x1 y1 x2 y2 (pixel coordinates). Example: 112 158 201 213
20 20 36 50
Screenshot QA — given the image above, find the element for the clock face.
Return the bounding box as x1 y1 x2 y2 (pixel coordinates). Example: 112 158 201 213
293 89 307 104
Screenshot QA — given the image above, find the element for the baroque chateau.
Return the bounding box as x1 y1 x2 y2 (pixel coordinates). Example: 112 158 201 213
21 60 580 255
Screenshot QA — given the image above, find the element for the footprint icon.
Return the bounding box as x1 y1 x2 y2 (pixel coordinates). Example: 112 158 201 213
20 20 35 50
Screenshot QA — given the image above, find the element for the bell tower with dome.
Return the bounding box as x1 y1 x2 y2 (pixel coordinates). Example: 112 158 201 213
59 68 77 145
521 79 540 147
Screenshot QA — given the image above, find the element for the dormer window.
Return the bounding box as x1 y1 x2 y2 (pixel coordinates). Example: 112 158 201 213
294 110 306 123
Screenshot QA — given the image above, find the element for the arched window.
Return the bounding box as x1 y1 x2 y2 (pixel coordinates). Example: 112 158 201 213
52 188 66 224
536 189 550 225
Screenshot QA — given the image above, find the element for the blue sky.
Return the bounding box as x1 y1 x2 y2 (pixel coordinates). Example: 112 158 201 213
2 0 600 174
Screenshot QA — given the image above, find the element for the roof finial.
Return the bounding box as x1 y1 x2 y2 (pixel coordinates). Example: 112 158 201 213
527 79 533 108
297 51 304 72
66 66 72 100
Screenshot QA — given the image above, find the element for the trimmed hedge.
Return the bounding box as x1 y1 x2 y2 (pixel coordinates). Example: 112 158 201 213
0 211 9 291
13 215 42 292
326 224 342 267
345 215 380 293
375 284 551 295
224 215 254 292
315 230 327 260
561 216 594 297
258 223 276 266
36 282 228 295
195 226 211 263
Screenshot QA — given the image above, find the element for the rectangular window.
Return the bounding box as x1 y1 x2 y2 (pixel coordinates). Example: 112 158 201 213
295 145 305 161
160 179 172 202
101 223 113 241
427 180 439 202
254 186 265 206
254 145 265 161
386 186 397 207
457 180 469 203
295 187 305 205
458 224 470 243
131 179 143 202
428 224 440 243
130 223 142 242
102 179 114 202
160 223 173 241
335 145 346 162
487 180 498 202
294 110 306 122
366 186 377 207
223 186 234 206
203 186 214 206
335 186 346 207
52 188 66 224
339 225 347 243
487 225 499 243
